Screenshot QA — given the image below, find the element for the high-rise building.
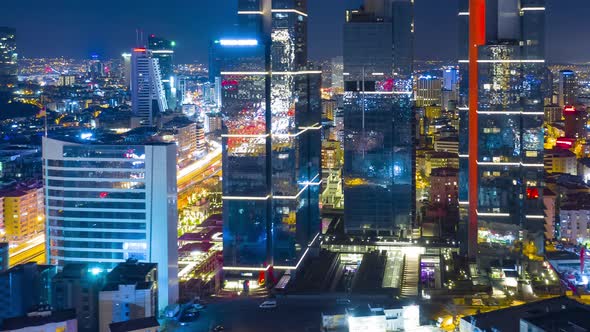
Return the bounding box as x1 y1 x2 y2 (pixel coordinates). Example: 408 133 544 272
131 48 167 126
42 137 178 311
415 74 442 107
148 35 177 111
558 70 577 107
459 0 546 258
221 0 321 277
0 27 17 89
342 0 414 237
121 53 132 90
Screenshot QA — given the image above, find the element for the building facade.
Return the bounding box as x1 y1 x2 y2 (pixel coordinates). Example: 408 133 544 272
342 0 415 237
459 0 546 257
147 35 177 111
42 137 178 311
220 0 322 275
0 27 17 89
131 48 167 126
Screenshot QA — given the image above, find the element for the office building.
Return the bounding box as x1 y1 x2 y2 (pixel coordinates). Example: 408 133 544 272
0 27 17 89
331 56 344 91
544 104 562 123
458 0 546 257
43 137 178 311
220 0 322 276
131 48 167 126
415 75 442 107
558 69 577 107
148 35 177 111
342 0 414 237
159 116 197 166
0 262 56 322
51 264 106 332
563 104 587 139
121 53 132 90
98 261 157 332
391 0 414 78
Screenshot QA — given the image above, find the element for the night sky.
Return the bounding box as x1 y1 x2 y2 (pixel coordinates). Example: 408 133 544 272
0 0 588 63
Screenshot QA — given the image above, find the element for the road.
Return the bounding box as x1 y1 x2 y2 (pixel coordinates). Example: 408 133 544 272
166 297 353 332
9 234 46 266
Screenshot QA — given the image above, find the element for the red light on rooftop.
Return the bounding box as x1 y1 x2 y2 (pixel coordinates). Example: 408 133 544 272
556 137 575 149
564 105 576 113
133 48 146 52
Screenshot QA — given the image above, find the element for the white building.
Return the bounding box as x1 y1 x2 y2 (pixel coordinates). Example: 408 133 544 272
131 48 167 126
42 137 178 312
98 261 157 332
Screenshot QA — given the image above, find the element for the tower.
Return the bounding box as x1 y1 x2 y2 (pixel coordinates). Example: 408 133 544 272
147 35 177 111
221 0 321 277
131 48 167 126
342 0 415 237
459 0 546 259
0 27 17 89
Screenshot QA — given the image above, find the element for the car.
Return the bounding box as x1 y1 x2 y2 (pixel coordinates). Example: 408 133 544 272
193 303 206 310
259 300 277 309
336 298 351 305
178 309 200 325
211 326 225 332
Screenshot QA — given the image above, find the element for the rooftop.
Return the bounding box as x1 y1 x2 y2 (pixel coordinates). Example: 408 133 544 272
461 297 589 332
2 309 76 330
109 316 159 332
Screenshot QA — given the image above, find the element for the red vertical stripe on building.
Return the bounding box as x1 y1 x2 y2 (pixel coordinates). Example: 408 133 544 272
468 0 486 259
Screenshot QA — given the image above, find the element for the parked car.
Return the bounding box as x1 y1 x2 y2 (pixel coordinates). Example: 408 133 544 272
259 300 277 309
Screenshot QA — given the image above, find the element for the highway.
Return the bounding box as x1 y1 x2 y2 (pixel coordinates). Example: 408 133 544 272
9 234 46 267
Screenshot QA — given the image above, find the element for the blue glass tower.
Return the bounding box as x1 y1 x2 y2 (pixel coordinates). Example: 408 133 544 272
220 0 321 277
458 0 546 257
342 0 415 237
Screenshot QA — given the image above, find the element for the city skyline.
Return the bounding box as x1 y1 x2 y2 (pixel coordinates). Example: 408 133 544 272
0 0 588 63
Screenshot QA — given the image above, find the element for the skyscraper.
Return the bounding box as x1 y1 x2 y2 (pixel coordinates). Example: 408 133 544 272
42 137 178 311
0 27 17 89
221 0 321 277
459 0 546 258
131 48 167 126
342 0 415 237
148 35 177 111
558 70 577 107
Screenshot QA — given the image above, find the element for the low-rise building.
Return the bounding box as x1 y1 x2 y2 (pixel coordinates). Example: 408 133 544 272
52 264 106 332
0 262 57 322
544 149 577 175
109 316 159 332
1 308 77 332
559 193 590 244
98 261 157 332
460 296 590 332
429 167 458 207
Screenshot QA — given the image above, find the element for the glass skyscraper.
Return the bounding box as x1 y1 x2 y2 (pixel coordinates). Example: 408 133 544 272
342 0 415 237
0 27 17 89
458 0 546 257
147 35 177 111
131 47 167 126
42 137 178 311
220 0 321 276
